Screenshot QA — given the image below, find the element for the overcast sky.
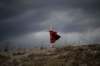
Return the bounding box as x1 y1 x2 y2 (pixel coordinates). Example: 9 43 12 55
0 0 100 48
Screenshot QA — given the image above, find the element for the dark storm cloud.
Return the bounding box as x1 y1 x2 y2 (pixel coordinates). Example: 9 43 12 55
0 0 100 41
0 0 100 19
0 10 49 40
63 15 100 32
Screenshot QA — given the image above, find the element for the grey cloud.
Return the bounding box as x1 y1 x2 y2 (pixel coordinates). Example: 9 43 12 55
0 0 99 20
0 0 100 47
64 16 100 32
0 9 49 40
41 9 100 33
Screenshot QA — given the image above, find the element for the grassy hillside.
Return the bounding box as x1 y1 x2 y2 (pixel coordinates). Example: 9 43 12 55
0 44 100 66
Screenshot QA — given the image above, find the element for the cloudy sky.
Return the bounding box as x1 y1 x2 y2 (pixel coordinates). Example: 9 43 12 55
0 0 100 48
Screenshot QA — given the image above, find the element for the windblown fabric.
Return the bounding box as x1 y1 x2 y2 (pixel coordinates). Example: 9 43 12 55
49 30 61 43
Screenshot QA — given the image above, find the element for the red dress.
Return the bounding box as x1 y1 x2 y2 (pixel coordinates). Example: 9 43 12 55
49 30 61 43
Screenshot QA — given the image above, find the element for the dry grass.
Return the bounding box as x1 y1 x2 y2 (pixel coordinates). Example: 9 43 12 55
0 44 100 66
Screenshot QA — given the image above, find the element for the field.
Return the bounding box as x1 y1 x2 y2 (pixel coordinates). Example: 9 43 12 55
0 44 100 66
